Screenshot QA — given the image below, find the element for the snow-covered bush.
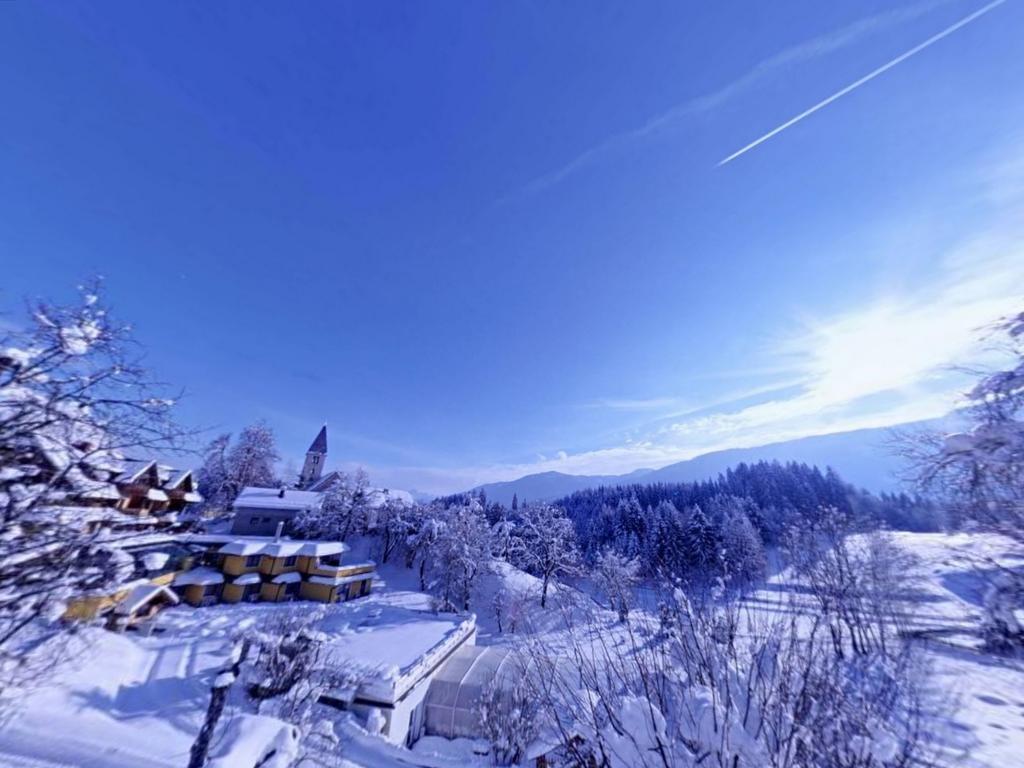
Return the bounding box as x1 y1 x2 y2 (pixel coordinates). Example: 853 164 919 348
492 582 532 634
477 671 538 766
594 549 640 622
242 609 359 738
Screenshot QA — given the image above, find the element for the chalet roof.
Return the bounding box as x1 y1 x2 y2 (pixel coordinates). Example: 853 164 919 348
308 425 327 454
118 459 158 484
234 486 323 511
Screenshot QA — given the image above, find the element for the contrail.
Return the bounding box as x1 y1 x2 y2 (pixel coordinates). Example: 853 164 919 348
718 0 1007 166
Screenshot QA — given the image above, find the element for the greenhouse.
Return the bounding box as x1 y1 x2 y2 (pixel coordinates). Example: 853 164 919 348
422 645 519 740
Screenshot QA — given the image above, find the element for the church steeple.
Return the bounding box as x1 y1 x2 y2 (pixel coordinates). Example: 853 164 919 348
299 425 327 488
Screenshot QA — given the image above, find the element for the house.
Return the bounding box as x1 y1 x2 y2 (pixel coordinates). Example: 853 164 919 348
113 459 203 518
172 533 377 607
229 487 324 536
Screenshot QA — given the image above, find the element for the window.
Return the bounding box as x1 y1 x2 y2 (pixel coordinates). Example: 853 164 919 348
245 555 260 567
284 556 297 566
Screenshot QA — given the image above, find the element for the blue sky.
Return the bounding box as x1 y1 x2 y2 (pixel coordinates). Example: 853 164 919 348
2 1 1022 494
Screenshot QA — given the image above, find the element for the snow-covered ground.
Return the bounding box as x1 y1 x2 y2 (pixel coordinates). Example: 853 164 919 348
881 533 1024 766
1 532 1022 767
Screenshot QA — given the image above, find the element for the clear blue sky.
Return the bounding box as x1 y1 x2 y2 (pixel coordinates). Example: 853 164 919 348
2 1 1022 494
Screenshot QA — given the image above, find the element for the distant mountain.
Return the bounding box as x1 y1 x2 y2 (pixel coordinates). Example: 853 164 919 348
473 420 949 506
474 468 652 507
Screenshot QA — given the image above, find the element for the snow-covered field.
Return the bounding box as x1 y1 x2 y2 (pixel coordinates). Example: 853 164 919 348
0 533 1022 767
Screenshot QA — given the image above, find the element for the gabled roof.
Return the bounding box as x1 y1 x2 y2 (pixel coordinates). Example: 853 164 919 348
118 459 158 484
308 425 327 454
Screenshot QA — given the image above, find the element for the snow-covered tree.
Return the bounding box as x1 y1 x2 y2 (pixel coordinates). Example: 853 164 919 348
430 500 491 611
293 469 370 541
719 506 767 585
223 420 279 499
524 569 928 768
374 498 413 564
406 504 445 591
680 504 721 577
594 549 640 622
516 503 579 608
907 310 1024 541
0 284 188 696
195 432 232 512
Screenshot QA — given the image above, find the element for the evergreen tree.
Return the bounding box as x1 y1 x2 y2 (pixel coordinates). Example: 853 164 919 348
681 504 720 576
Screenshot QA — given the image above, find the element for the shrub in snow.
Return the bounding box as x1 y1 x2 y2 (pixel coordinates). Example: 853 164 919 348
477 671 539 766
242 608 362 741
492 583 532 634
594 549 640 622
0 283 188 699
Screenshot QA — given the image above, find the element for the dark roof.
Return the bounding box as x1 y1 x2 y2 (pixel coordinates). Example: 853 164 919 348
308 425 328 454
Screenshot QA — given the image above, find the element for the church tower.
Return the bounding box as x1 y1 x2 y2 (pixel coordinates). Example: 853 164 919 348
298 425 328 489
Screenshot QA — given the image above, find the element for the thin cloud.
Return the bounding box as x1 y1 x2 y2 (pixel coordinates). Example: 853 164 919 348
719 0 1007 165
508 0 953 199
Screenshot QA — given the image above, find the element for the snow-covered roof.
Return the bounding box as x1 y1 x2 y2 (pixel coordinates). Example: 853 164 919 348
215 537 348 558
145 488 169 501
299 541 349 557
316 605 477 703
118 458 157 483
173 568 225 587
161 467 193 488
234 486 324 511
115 584 179 615
271 571 302 584
307 572 376 587
232 572 262 586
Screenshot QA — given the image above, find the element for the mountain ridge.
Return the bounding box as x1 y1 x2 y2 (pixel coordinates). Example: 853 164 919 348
472 419 948 506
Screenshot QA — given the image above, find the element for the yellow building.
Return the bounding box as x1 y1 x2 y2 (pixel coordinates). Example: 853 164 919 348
170 534 377 608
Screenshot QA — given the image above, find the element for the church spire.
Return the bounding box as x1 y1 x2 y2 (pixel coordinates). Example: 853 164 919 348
308 424 328 454
299 424 327 488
